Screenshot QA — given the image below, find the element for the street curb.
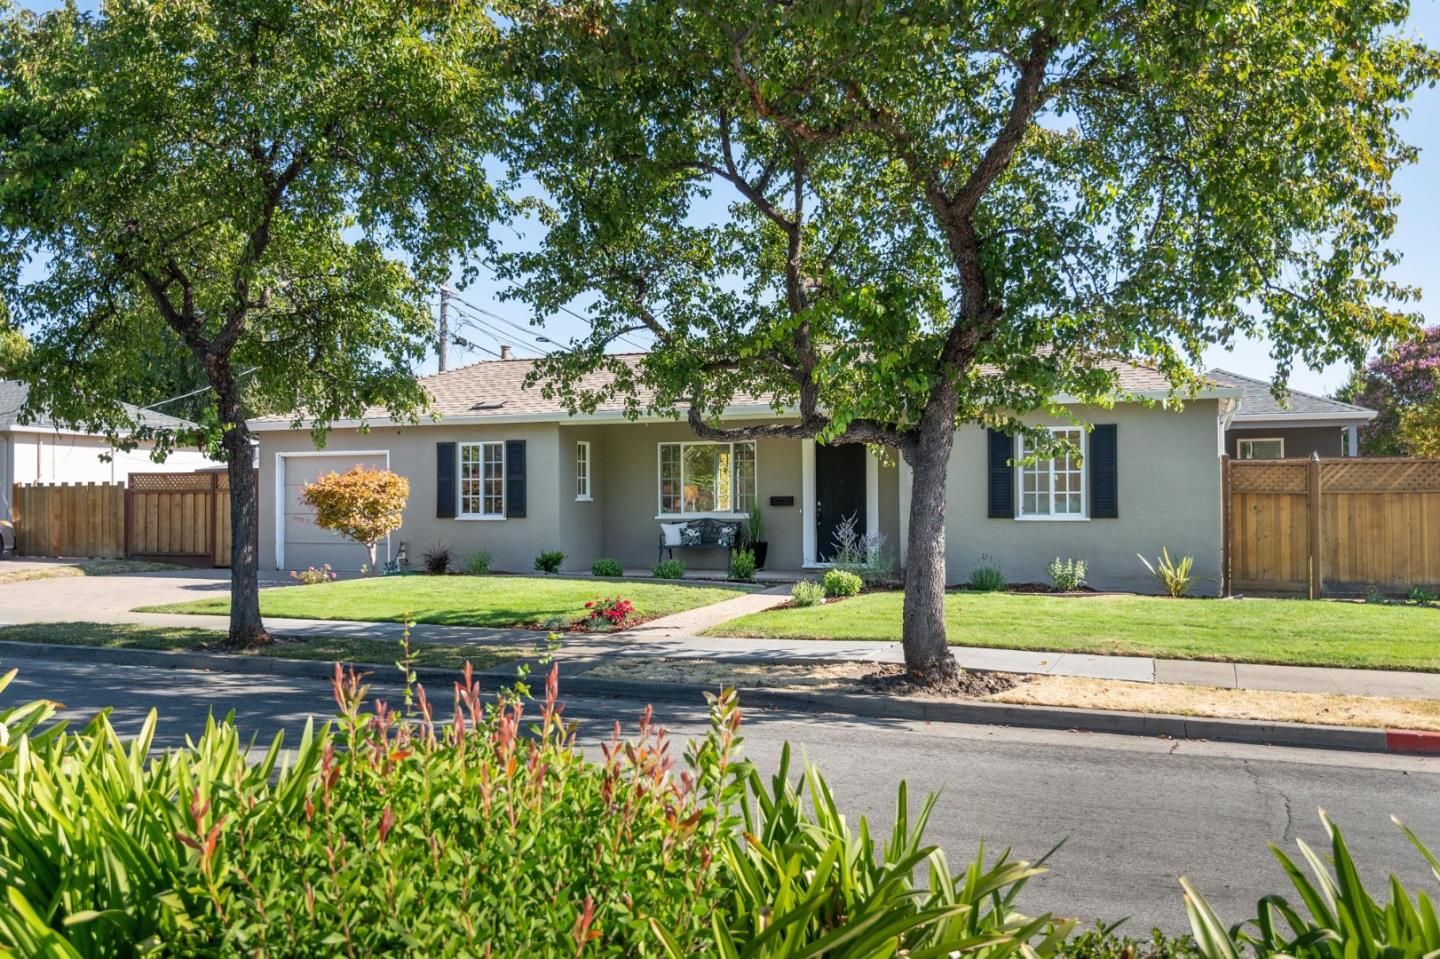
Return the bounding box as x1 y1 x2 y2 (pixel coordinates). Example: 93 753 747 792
0 640 1429 756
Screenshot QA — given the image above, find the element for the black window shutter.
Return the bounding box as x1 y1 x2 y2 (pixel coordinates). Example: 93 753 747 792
986 429 1014 519
1090 424 1118 518
436 442 456 518
505 440 526 518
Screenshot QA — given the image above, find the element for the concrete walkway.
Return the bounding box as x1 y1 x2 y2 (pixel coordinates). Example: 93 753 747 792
4 568 1440 702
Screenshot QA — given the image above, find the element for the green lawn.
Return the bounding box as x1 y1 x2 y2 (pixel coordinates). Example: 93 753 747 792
138 575 754 629
705 591 1440 672
0 622 520 671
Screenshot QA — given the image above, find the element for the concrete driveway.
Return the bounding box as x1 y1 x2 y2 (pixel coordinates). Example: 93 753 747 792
0 567 289 625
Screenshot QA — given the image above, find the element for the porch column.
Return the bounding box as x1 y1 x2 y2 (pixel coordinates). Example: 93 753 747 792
1346 425 1358 457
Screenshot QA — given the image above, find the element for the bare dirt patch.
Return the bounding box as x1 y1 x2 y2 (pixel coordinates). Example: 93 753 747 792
580 658 1440 731
1000 676 1440 731
858 662 1017 697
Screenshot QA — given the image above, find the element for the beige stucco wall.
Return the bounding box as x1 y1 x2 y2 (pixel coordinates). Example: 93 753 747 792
590 420 808 571
257 416 908 575
901 400 1225 594
258 422 567 573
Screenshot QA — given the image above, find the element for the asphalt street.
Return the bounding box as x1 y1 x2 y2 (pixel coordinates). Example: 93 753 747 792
5 654 1438 933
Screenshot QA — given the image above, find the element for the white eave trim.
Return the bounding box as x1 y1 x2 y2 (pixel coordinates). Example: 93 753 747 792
250 388 1247 434
1231 410 1376 425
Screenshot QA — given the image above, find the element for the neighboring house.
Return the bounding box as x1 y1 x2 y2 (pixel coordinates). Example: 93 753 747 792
0 380 221 521
1209 369 1376 459
251 355 1255 593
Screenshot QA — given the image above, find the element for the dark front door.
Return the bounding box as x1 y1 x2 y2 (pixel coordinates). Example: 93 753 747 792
815 443 867 562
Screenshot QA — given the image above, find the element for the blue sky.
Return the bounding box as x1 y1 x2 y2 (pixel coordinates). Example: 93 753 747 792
17 0 1440 396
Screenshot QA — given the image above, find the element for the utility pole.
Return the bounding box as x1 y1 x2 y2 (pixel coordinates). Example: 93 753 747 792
437 286 451 372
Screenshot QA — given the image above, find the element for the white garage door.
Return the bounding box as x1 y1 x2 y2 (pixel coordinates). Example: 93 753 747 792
281 453 390 572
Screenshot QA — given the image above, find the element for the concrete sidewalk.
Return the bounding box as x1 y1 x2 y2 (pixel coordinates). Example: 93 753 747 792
120 610 1440 703
5 568 1438 702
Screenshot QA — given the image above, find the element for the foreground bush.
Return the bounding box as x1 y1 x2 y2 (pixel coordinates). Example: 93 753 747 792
0 664 1074 956
1183 811 1440 959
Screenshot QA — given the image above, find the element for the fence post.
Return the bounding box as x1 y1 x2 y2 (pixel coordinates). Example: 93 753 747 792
1220 454 1232 597
1308 453 1323 599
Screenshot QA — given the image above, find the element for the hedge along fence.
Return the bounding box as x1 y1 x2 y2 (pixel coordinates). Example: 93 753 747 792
1225 456 1440 596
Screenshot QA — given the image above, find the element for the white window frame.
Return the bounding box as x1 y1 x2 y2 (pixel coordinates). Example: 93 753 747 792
1237 437 1286 460
458 441 505 520
655 440 757 519
576 440 592 501
1015 427 1088 522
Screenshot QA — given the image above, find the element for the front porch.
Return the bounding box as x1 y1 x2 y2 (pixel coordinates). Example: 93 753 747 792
618 566 812 585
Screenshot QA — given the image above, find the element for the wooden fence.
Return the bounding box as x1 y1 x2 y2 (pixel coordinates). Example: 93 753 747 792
1225 456 1440 596
12 471 252 567
12 482 127 559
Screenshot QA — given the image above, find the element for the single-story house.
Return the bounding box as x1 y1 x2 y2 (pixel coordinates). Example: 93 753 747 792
1208 369 1375 459
250 354 1378 594
0 380 221 521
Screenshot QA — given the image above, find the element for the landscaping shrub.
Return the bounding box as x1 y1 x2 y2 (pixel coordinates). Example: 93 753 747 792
653 557 685 579
1049 557 1088 592
421 543 453 575
1183 811 1440 959
791 580 825 607
534 549 565 574
301 466 409 575
822 568 863 598
591 557 624 577
0 667 1076 957
289 563 335 586
1059 926 1202 959
465 549 492 576
1138 548 1196 597
728 547 757 581
580 596 636 629
829 511 896 584
970 558 1007 592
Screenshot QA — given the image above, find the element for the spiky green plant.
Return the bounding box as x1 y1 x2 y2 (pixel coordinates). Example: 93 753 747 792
1138 549 1197 598
1182 811 1440 959
652 743 1075 958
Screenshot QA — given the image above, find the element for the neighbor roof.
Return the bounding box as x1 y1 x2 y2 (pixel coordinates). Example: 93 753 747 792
251 352 1244 431
1205 369 1375 423
0 380 199 433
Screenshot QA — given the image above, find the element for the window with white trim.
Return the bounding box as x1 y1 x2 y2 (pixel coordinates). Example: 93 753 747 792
459 441 505 517
658 441 756 515
1017 428 1085 518
1237 438 1285 460
576 441 591 500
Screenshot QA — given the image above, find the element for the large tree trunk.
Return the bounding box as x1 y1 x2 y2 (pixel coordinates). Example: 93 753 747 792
899 389 959 682
219 394 271 648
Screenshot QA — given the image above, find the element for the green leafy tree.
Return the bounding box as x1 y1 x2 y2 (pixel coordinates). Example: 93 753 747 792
501 0 1436 680
0 0 501 645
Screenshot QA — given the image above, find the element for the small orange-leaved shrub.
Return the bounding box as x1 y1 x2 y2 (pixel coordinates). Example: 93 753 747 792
301 466 409 574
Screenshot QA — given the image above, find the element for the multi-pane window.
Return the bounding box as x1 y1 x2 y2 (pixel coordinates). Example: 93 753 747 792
459 441 504 517
576 441 591 500
657 441 756 515
1018 428 1085 518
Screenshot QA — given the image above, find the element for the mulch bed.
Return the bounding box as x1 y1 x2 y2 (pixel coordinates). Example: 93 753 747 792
859 663 1018 698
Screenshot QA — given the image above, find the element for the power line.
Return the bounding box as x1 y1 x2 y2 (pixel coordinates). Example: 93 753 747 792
464 262 652 353
447 292 560 353
451 308 550 357
141 367 260 410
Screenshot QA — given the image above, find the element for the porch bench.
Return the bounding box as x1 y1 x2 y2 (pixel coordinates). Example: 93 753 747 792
657 518 741 565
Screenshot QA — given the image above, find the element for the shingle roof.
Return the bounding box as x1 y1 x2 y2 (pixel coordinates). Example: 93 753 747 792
254 352 1244 430
1205 369 1375 421
0 380 199 432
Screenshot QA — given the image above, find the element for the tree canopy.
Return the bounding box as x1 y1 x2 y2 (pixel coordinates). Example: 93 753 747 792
1339 326 1440 456
0 0 503 643
501 0 1436 676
